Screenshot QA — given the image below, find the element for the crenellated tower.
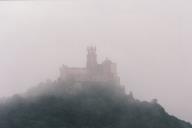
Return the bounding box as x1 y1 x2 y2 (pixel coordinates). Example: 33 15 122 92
86 46 98 73
59 47 120 85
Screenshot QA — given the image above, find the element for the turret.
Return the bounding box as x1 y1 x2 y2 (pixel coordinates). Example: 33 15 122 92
86 46 98 72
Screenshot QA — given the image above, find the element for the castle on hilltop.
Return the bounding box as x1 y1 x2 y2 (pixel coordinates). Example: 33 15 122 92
59 47 120 85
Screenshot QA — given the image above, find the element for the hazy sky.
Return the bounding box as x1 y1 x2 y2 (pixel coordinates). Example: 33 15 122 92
0 0 192 122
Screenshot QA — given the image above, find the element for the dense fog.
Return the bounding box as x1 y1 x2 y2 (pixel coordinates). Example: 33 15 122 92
0 0 192 122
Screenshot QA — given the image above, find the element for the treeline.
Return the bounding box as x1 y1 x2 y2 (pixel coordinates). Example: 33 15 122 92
0 81 191 128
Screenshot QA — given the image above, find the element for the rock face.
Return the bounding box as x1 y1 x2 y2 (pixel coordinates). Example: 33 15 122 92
0 81 191 128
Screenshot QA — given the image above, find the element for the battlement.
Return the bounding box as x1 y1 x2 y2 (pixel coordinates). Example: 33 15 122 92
87 46 96 53
59 47 120 85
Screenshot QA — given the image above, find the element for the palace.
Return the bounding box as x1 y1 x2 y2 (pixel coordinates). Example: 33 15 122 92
59 47 120 84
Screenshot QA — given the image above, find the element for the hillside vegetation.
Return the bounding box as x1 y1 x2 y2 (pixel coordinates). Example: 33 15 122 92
0 81 191 128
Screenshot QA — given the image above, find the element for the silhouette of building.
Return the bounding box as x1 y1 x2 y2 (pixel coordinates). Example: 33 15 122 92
59 47 120 84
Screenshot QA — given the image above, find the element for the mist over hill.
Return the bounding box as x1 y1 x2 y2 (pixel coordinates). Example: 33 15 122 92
0 80 191 128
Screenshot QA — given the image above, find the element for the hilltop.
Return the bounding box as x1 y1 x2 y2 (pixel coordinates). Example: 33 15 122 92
0 80 191 128
0 48 191 128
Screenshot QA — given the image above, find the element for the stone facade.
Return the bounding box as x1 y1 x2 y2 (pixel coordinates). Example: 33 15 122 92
59 47 120 84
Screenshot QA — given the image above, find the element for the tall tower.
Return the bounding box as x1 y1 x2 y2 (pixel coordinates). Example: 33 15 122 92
86 46 97 72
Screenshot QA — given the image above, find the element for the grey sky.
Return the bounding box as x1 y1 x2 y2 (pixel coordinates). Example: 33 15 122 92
0 0 192 122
